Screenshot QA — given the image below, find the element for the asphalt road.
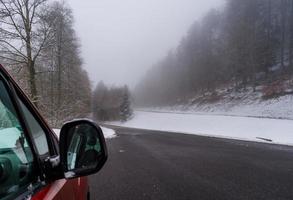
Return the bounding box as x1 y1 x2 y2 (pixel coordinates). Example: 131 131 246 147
89 126 293 200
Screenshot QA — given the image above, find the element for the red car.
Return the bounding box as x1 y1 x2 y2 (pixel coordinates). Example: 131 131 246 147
0 64 108 200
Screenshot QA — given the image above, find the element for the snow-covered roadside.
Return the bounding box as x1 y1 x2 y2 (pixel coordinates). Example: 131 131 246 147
101 126 116 139
110 111 293 146
53 126 116 139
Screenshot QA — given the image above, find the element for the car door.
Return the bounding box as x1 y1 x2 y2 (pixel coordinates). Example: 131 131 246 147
15 93 78 200
0 65 105 200
0 67 78 200
0 74 43 200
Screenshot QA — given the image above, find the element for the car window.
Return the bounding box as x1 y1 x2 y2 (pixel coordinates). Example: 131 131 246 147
0 80 39 200
18 99 49 156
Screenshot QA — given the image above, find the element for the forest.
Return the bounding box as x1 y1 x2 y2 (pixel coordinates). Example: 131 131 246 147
135 0 293 107
2 0 292 124
0 0 91 127
92 82 133 122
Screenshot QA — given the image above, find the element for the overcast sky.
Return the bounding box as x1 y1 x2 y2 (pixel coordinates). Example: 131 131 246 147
67 0 224 88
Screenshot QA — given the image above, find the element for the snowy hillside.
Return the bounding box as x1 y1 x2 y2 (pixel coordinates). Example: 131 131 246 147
142 87 293 120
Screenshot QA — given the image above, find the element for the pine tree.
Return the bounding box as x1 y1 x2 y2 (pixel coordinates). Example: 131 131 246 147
120 86 133 122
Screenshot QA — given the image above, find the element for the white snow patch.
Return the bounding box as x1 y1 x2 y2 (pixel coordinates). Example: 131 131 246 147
101 126 116 139
111 111 293 146
53 126 116 139
53 129 60 138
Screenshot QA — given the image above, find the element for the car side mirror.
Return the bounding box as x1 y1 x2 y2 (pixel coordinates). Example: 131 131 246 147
59 119 107 179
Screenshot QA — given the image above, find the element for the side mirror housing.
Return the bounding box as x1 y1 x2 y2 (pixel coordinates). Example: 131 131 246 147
59 119 107 179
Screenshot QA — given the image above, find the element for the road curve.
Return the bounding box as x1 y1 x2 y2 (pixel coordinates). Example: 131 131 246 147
89 125 293 200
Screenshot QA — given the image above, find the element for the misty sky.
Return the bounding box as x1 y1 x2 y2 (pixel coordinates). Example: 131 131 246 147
68 0 224 88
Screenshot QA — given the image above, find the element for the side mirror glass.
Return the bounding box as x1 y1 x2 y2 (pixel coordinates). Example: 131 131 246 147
59 119 107 179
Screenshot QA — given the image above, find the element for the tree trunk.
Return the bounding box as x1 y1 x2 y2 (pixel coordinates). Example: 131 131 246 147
289 0 293 68
28 59 37 102
24 1 38 106
57 16 63 109
280 0 286 68
265 0 272 76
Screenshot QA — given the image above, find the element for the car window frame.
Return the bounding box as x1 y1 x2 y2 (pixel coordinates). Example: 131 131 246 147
2 70 59 158
16 94 56 158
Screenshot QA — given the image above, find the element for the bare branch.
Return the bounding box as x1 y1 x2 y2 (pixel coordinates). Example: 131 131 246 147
0 0 27 41
0 54 25 64
0 39 27 58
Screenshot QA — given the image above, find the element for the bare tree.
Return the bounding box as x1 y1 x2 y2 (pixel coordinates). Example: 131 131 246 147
0 0 54 104
33 1 92 127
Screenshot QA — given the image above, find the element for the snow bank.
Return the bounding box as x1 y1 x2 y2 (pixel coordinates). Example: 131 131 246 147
101 126 116 139
53 126 116 139
111 111 293 146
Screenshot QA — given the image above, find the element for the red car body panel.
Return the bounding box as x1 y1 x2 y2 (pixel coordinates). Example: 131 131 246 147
0 64 90 200
31 178 88 200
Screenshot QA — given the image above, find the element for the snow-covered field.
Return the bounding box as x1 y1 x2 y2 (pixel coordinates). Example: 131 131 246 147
53 126 116 139
111 111 293 146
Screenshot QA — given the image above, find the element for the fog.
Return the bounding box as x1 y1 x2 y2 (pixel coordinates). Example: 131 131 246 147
68 0 224 88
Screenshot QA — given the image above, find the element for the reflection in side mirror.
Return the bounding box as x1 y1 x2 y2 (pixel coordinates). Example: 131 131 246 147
59 119 107 179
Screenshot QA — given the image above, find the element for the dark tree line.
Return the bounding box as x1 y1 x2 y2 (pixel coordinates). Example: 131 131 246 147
93 82 133 122
1 1 91 127
136 0 293 106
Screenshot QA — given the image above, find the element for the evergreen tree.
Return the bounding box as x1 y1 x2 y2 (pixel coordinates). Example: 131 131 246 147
120 86 133 122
